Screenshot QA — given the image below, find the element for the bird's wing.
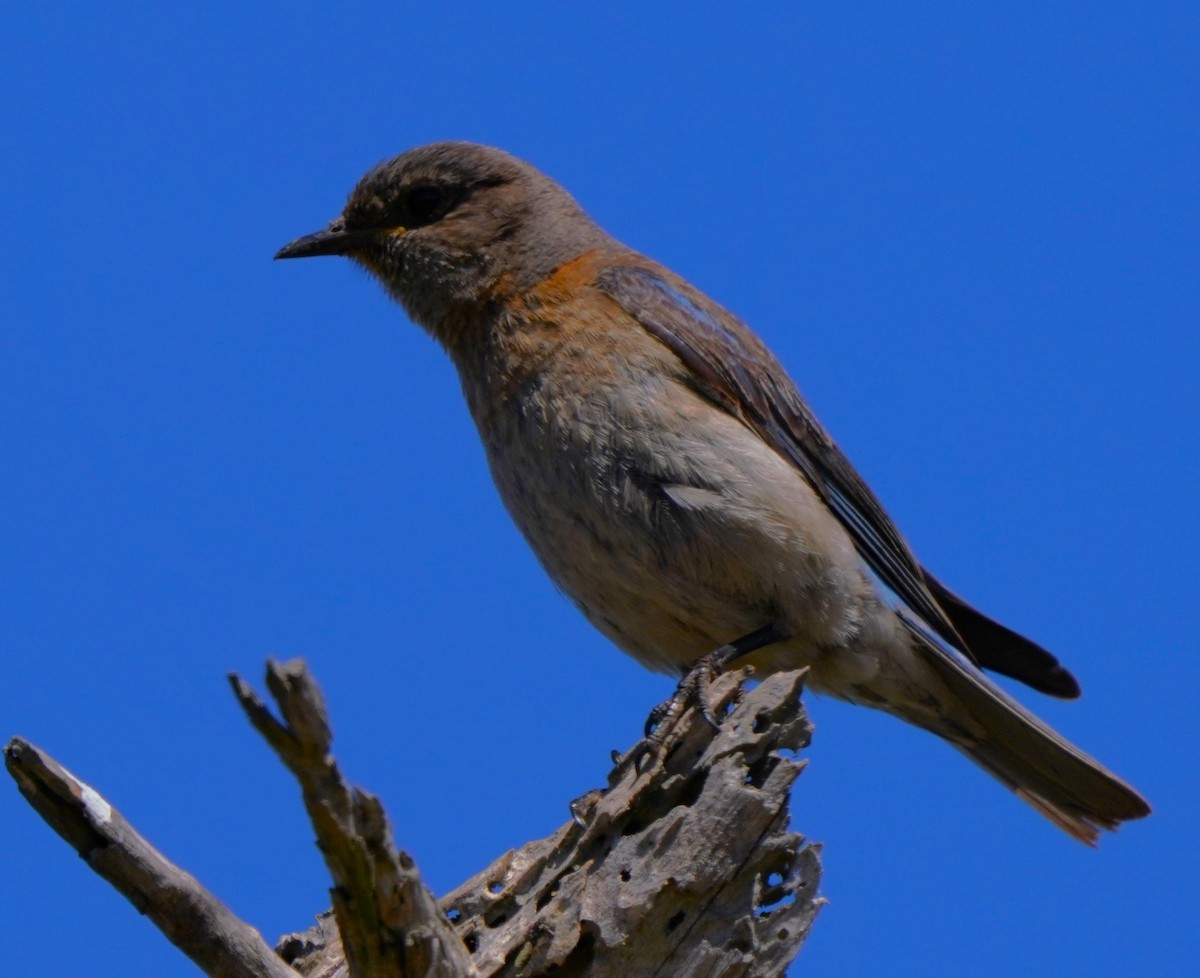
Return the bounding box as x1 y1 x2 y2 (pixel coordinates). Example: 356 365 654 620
598 263 1082 697
597 263 969 656
918 571 1080 697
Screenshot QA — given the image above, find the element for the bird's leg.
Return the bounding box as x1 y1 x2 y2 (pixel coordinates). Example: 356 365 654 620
645 622 788 737
600 622 789 795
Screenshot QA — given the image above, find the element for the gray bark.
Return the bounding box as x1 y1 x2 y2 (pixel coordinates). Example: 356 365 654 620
6 661 822 978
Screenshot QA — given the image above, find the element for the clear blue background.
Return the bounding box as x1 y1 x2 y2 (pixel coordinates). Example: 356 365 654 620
3 4 1196 976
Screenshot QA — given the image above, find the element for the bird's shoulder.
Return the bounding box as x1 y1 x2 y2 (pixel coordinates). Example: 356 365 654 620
489 249 687 377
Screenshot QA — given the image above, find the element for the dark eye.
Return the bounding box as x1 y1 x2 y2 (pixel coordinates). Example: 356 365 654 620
407 185 446 225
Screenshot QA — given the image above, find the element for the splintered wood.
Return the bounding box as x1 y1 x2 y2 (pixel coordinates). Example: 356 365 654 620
8 662 821 978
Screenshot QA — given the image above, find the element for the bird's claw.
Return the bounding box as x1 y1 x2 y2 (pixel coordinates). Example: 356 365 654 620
644 654 725 739
609 633 771 780
568 788 603 828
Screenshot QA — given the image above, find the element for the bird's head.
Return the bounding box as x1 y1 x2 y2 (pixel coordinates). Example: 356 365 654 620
275 142 612 346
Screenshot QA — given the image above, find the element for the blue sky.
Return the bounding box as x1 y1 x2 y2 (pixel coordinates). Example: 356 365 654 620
2 4 1196 975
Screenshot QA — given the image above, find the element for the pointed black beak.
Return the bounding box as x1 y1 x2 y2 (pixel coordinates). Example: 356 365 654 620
274 221 385 260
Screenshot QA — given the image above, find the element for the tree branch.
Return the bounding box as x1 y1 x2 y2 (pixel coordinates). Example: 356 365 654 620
278 667 823 978
3 737 299 978
230 659 476 978
7 661 822 978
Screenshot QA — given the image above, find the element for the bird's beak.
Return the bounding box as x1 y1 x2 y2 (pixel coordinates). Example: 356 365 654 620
274 221 390 260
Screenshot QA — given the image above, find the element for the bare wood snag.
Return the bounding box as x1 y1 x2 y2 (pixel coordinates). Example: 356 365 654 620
6 661 821 977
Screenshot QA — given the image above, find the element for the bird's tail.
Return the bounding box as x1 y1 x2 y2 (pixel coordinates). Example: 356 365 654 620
890 617 1150 844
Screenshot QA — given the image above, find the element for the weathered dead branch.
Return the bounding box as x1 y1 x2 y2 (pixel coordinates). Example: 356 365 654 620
6 661 822 977
4 737 299 978
231 660 476 978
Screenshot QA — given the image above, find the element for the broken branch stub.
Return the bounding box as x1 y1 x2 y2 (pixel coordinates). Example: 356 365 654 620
280 667 823 978
3 738 300 978
231 659 477 978
7 659 822 978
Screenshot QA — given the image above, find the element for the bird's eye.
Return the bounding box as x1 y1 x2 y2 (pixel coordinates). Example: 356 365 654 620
407 185 446 225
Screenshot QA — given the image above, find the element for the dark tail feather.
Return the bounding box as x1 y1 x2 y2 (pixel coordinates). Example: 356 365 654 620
922 570 1081 699
898 617 1150 844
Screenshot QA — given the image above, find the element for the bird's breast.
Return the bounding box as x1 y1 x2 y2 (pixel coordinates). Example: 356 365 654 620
455 331 874 676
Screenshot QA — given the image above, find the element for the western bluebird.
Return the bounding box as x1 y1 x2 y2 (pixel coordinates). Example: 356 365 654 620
276 142 1149 843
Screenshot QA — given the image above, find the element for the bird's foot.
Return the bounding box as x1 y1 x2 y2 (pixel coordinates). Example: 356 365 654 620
645 652 726 738
608 657 744 780
648 621 786 736
610 624 787 778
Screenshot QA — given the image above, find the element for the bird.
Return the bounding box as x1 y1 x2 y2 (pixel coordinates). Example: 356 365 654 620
275 141 1150 844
